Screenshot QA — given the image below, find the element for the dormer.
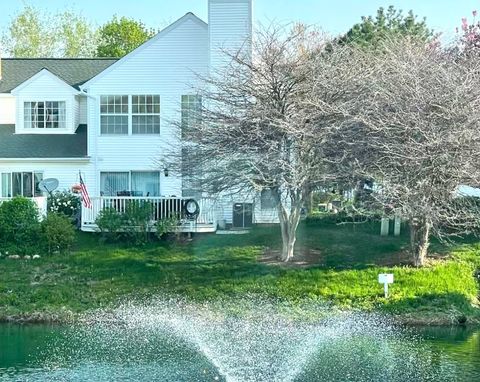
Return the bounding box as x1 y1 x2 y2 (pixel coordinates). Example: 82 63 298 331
11 68 79 134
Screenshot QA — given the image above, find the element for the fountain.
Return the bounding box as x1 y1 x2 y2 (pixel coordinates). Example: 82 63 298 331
19 297 465 382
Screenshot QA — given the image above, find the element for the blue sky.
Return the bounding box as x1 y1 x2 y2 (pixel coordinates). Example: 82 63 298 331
0 0 478 41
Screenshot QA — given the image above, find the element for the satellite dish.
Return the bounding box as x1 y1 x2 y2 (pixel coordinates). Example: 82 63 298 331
38 178 59 195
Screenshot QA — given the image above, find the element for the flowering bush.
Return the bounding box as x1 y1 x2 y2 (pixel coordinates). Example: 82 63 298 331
457 11 480 52
47 190 81 220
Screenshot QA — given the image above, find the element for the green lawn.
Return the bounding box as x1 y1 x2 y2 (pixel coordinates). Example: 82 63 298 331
1 220 479 324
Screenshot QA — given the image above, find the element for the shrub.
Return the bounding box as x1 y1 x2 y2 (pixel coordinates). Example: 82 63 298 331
155 216 180 240
95 201 154 244
95 207 123 242
48 191 81 221
123 200 153 245
41 213 76 254
0 197 40 254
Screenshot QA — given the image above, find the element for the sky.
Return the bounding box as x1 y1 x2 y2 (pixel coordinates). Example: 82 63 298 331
0 0 479 42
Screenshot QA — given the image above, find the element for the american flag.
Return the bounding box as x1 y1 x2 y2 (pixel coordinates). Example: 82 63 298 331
79 172 92 209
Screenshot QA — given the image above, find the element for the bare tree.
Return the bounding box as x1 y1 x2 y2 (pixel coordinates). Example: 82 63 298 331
310 38 480 266
174 25 336 261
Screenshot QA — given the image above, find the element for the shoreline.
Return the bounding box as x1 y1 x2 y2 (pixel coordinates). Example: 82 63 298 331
1 308 479 327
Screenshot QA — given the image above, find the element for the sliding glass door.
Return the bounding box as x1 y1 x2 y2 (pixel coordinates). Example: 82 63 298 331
100 171 160 197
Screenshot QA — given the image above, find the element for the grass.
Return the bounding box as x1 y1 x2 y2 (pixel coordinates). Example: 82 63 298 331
0 219 479 325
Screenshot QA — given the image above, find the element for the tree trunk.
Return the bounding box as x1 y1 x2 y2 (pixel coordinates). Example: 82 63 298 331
409 218 430 267
277 201 302 262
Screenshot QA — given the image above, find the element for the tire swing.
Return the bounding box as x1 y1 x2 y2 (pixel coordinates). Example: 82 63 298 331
183 198 200 221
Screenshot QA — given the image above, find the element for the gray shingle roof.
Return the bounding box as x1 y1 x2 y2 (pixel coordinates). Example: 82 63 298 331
0 124 88 158
0 58 117 93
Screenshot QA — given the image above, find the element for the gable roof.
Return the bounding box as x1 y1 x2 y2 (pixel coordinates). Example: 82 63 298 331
0 58 117 93
0 124 88 159
11 68 80 95
80 13 207 89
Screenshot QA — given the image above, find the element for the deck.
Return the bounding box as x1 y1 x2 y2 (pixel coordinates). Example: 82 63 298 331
81 196 218 233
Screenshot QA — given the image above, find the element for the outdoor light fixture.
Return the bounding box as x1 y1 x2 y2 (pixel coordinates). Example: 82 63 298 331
164 167 169 177
378 273 394 298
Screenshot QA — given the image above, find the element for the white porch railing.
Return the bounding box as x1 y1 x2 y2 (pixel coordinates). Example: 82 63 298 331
0 196 47 218
81 196 217 233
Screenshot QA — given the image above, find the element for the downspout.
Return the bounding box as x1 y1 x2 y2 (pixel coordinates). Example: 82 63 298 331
79 87 99 196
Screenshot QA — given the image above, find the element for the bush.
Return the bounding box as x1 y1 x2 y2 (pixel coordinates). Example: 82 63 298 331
0 197 40 254
41 213 76 254
155 216 180 240
122 201 153 245
94 201 155 244
48 191 81 222
95 207 123 242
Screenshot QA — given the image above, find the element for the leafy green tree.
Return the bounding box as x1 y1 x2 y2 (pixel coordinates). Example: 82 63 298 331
1 5 99 57
337 6 434 47
96 16 155 57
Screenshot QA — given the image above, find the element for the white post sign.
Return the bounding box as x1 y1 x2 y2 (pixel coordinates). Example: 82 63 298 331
378 273 394 298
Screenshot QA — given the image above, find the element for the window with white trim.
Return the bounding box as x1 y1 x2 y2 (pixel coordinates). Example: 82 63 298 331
100 95 128 134
181 95 202 138
24 101 66 129
261 189 277 210
132 95 160 134
0 172 43 197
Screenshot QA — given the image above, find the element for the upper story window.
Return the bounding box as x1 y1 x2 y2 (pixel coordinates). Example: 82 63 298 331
24 101 66 129
181 95 202 138
132 95 160 134
100 95 161 135
100 95 128 135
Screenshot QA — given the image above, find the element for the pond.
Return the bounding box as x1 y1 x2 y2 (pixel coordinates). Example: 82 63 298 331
1 301 479 381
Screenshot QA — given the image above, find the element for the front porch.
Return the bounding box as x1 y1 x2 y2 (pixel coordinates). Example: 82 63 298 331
81 196 218 233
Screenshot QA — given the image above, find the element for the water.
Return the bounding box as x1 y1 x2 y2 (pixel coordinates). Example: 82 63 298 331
1 299 479 381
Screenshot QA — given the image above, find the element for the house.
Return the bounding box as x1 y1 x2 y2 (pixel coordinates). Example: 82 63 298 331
0 0 279 233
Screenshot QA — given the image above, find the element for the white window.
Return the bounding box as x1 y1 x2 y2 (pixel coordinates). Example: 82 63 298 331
0 172 43 197
100 95 160 135
132 95 160 134
261 189 277 210
100 171 160 196
24 101 66 129
100 95 128 135
181 95 202 138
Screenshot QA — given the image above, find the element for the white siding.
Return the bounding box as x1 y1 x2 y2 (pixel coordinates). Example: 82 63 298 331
208 0 252 72
13 71 77 134
0 162 90 194
0 94 15 124
79 96 87 124
74 95 80 127
218 193 279 225
84 15 208 198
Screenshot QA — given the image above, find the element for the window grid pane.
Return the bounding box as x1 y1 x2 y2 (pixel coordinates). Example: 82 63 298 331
100 95 129 135
24 101 66 129
132 94 160 135
181 95 202 138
